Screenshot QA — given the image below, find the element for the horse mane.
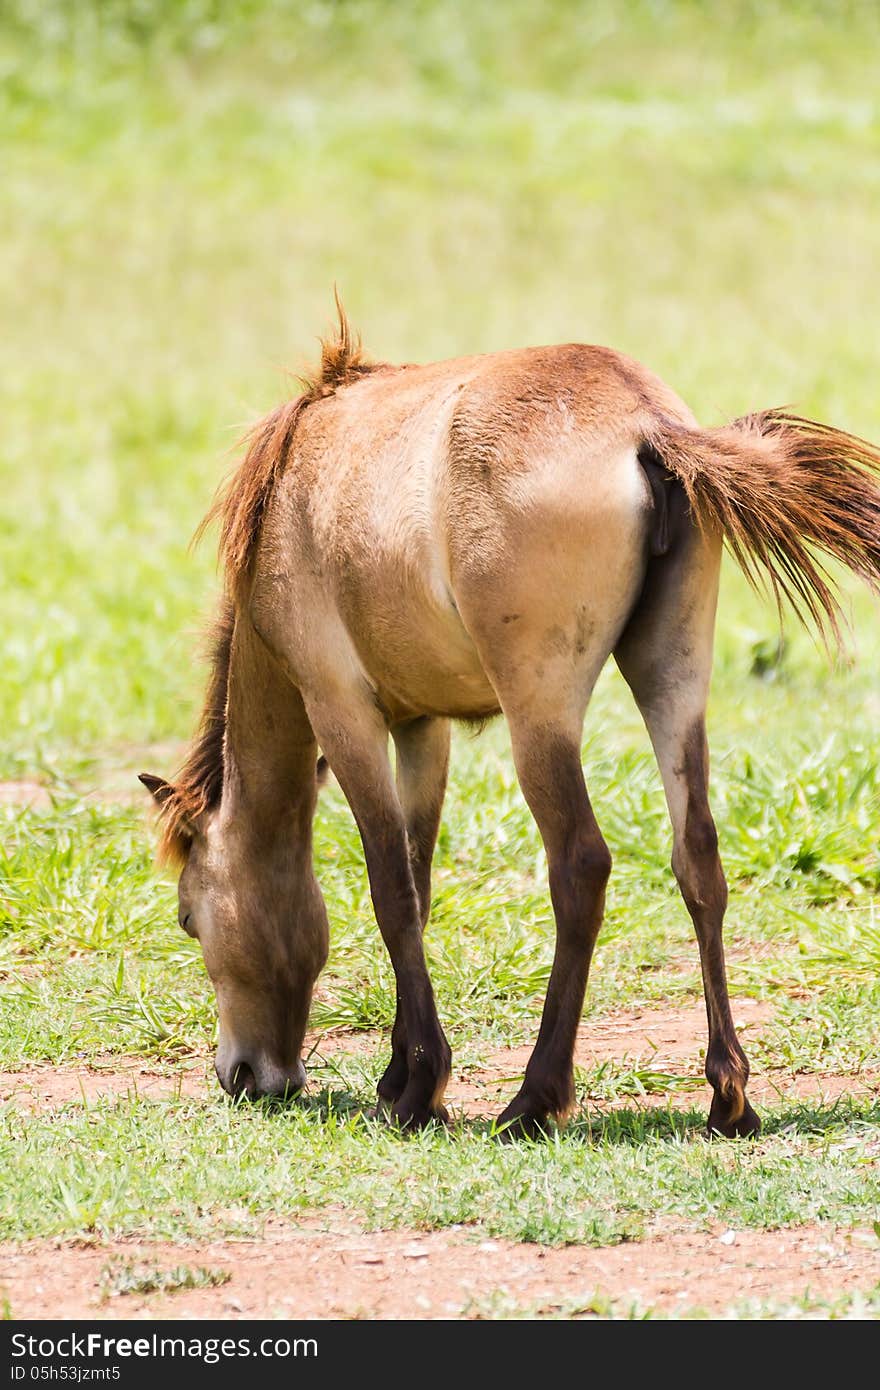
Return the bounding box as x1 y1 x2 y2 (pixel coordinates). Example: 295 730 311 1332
198 292 381 591
155 297 379 864
155 599 235 866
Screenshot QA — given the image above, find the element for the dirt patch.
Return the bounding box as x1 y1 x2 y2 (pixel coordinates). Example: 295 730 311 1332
1 1221 877 1320
449 1000 878 1117
0 1034 370 1111
0 1060 215 1109
0 744 187 810
0 781 52 809
2 1003 877 1320
582 999 771 1061
3 1003 876 1118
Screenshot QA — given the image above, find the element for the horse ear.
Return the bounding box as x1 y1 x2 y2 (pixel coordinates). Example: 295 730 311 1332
138 772 175 807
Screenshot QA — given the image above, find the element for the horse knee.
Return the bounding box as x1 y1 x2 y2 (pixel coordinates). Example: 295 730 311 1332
550 832 612 916
576 836 612 887
565 829 612 889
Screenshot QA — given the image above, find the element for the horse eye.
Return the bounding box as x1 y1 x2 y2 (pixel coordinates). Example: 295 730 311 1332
179 911 195 937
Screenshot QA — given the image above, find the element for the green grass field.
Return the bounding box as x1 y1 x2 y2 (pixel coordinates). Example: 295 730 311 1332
1 0 879 1319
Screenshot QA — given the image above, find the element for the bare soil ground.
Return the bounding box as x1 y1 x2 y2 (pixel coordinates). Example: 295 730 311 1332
0 753 186 810
2 1221 878 1320
0 780 52 809
3 1001 878 1319
3 999 875 1117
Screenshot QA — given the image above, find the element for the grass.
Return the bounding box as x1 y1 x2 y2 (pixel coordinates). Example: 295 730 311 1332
1 1092 878 1245
99 1257 230 1301
465 1282 880 1319
0 0 879 1316
3 737 879 1070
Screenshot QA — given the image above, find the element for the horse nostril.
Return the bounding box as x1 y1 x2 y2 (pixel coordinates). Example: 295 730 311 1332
230 1060 257 1098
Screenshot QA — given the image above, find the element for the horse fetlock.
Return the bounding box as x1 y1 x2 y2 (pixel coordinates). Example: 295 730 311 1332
380 1036 451 1118
702 1039 757 1136
494 1092 568 1141
408 1036 451 1082
704 1038 749 1094
494 1107 551 1142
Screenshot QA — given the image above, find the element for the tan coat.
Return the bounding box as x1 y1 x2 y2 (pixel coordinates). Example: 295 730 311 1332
143 308 880 1138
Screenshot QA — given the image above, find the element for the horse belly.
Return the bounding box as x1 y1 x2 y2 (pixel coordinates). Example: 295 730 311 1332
333 564 501 722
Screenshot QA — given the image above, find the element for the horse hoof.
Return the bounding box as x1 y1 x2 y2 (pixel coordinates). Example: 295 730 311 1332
707 1096 761 1139
388 1100 449 1132
493 1105 551 1142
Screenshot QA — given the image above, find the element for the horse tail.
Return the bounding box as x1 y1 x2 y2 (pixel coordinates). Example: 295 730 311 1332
642 408 880 644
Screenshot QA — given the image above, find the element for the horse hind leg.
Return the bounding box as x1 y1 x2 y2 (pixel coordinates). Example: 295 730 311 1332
449 494 645 1137
496 717 612 1136
614 527 760 1138
377 716 451 1107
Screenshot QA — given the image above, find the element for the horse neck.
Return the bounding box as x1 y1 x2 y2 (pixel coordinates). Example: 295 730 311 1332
221 610 318 852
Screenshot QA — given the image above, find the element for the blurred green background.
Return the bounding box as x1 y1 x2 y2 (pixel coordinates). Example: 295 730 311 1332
2 0 879 780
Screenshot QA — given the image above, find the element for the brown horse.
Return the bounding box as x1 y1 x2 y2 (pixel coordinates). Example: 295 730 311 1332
141 306 880 1138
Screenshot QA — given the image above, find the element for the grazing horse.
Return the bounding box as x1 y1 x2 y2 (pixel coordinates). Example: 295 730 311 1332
141 307 880 1138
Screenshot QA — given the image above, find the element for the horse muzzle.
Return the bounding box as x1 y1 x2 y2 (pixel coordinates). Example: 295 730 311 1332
215 1053 307 1100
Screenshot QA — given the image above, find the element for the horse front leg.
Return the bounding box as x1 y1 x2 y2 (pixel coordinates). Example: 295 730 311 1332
377 716 451 1108
307 698 451 1128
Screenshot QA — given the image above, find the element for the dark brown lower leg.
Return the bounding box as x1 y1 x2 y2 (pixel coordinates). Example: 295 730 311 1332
355 810 451 1126
310 710 450 1128
377 718 450 1106
496 730 611 1137
673 723 759 1137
